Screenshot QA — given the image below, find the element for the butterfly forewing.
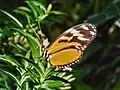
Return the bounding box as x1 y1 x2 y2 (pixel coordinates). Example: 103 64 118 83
45 23 97 68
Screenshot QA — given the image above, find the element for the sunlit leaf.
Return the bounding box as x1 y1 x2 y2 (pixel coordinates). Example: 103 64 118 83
37 14 48 22
47 4 52 13
50 11 65 15
45 80 63 88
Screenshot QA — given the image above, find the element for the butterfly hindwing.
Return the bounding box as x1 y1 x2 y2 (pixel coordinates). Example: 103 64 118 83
45 23 97 68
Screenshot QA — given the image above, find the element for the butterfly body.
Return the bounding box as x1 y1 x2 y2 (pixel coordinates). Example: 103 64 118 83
44 23 97 68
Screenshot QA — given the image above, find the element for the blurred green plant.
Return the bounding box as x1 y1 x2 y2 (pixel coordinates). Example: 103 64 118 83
0 0 74 90
87 0 120 25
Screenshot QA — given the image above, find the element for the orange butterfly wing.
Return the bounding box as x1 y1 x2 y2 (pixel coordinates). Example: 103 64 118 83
45 23 97 68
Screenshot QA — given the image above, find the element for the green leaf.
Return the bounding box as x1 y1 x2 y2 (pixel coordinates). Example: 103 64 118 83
0 55 21 67
45 80 63 88
27 37 40 58
44 67 54 79
13 28 40 58
59 86 71 90
14 9 32 22
26 1 38 18
32 4 43 16
16 55 44 77
47 4 52 13
50 11 66 15
16 6 31 12
37 14 48 22
32 1 47 13
0 69 21 88
63 74 75 82
21 75 30 85
0 9 23 28
25 50 31 59
24 50 30 68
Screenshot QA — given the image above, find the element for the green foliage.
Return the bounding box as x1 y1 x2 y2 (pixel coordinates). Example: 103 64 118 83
1 0 120 90
87 0 120 24
0 0 74 90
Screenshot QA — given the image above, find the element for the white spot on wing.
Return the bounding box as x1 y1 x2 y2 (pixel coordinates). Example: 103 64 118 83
47 57 50 61
80 25 86 28
83 45 87 49
81 25 89 30
59 36 73 41
77 37 90 41
93 28 96 32
75 46 80 50
49 55 52 59
81 26 89 30
70 28 80 34
91 25 96 32
73 33 84 37
72 63 74 65
59 36 66 39
90 31 95 36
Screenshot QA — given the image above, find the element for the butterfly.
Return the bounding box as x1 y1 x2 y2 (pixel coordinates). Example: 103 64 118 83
43 23 97 68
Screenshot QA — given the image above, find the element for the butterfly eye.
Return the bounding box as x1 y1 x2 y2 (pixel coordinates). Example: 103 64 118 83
44 23 97 68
